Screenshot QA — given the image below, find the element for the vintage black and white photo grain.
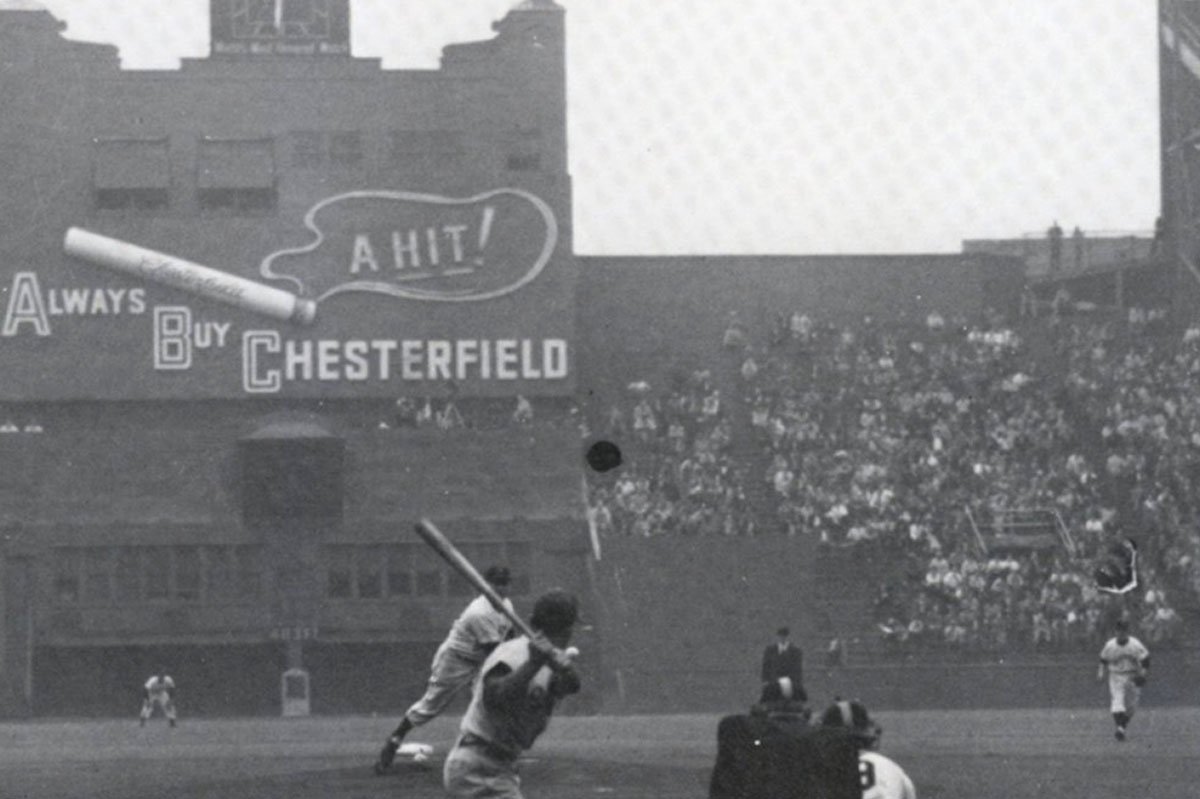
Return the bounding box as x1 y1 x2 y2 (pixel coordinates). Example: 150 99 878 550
0 1 1196 797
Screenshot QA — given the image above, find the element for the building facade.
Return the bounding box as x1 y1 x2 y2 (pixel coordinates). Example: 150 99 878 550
0 0 589 717
0 1 1024 717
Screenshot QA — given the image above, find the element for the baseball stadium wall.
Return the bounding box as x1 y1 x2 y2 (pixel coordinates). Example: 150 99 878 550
0 2 1036 718
1160 0 1200 319
0 0 596 718
577 254 1023 399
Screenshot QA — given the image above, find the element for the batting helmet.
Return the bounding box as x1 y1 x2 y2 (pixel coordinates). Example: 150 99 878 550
530 588 578 636
819 699 881 748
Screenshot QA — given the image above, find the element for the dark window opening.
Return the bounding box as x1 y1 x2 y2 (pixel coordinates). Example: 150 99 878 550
198 187 277 214
506 153 541 172
95 188 169 211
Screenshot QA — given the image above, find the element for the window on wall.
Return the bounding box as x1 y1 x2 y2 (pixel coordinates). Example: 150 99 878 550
414 547 444 597
197 137 277 214
143 547 170 600
388 130 464 167
114 547 141 603
290 131 364 168
327 546 353 599
386 544 413 597
234 546 263 599
52 549 80 604
92 137 170 212
82 548 112 603
356 546 384 598
53 545 265 605
175 547 202 602
505 153 541 172
203 546 232 597
322 541 532 601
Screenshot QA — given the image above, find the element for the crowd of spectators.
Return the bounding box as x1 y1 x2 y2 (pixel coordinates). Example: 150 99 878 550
585 370 756 537
582 301 1198 654
377 394 579 432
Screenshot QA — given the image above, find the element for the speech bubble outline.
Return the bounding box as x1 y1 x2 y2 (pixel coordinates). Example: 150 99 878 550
259 188 559 303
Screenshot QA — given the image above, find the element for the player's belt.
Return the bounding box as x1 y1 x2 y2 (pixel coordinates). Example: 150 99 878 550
458 732 519 762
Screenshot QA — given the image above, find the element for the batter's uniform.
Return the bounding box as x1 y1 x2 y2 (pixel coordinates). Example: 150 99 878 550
1099 635 1150 717
139 674 176 726
859 750 916 799
405 593 515 727
443 636 573 798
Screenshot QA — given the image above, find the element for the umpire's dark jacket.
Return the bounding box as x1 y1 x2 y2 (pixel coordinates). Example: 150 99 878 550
761 643 804 690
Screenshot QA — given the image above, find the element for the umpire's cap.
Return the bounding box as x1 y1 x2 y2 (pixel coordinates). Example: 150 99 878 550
819 699 881 748
530 588 578 636
484 565 512 587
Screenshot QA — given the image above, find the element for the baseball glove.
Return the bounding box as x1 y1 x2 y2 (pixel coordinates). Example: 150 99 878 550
1132 674 1147 688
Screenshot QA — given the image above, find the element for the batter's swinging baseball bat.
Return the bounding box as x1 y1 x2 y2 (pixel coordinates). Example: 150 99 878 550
413 518 581 668
414 517 537 639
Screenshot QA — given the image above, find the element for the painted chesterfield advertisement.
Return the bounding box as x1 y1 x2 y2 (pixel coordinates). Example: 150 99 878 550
1 188 575 400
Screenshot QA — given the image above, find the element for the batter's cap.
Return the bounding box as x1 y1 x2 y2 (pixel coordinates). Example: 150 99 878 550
484 565 511 587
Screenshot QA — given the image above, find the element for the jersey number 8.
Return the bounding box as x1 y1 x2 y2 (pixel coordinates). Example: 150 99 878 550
859 759 876 792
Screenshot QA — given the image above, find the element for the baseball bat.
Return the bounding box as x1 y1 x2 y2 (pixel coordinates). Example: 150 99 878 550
63 227 317 325
414 517 537 640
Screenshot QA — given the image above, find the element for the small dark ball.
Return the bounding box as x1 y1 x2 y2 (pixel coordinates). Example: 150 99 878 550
585 440 623 473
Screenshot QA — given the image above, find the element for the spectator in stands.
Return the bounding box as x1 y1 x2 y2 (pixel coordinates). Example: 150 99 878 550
394 397 419 428
723 311 747 350
512 394 534 425
416 398 436 427
436 397 465 430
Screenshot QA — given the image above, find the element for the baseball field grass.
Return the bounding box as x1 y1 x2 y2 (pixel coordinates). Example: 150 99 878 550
3 707 1199 798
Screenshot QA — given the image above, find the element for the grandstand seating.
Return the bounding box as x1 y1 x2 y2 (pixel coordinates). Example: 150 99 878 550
584 305 1200 669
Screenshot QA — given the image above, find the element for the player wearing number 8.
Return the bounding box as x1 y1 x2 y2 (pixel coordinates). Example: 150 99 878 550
819 700 916 799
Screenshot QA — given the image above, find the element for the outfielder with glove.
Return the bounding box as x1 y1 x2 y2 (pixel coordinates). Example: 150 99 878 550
1098 619 1150 741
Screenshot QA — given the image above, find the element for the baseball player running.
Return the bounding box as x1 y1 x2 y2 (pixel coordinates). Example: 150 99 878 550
1098 619 1150 741
819 699 916 799
139 671 177 728
443 588 581 799
374 565 516 774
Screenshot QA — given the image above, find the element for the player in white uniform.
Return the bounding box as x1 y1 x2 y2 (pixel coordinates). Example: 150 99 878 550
1098 619 1150 741
443 588 581 799
819 699 916 799
374 565 516 774
139 671 177 727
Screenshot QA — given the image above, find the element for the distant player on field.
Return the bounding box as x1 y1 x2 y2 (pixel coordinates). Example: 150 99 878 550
1098 619 1150 741
819 699 916 799
139 670 177 728
374 565 516 774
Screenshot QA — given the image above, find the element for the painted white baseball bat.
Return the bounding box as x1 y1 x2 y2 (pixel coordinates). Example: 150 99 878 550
63 227 317 325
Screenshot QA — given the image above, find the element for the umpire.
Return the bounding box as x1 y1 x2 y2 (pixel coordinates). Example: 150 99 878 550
761 626 806 704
